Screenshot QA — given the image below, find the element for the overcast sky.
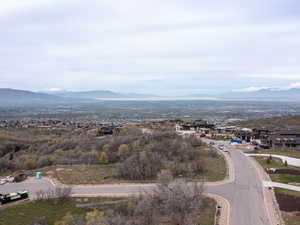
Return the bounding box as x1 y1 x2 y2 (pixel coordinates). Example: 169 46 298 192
1 0 300 96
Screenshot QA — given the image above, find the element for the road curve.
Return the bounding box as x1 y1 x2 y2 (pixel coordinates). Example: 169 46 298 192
0 140 273 225
206 145 271 225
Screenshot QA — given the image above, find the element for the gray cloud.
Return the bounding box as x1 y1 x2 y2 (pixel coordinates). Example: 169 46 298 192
0 0 300 95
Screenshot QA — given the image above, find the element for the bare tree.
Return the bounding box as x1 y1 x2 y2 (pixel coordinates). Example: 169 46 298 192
54 186 72 203
152 179 204 225
35 186 72 204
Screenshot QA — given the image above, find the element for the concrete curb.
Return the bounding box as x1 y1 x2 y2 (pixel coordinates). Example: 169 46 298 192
205 193 231 225
71 193 139 197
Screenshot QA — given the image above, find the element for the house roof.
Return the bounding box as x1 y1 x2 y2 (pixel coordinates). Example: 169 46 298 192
272 131 300 135
271 131 300 144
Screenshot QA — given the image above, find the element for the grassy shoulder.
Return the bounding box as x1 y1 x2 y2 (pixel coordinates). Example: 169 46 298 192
37 164 121 185
274 188 300 225
0 199 87 225
33 147 227 185
257 149 300 159
196 198 217 225
254 157 300 184
0 196 216 225
202 152 227 182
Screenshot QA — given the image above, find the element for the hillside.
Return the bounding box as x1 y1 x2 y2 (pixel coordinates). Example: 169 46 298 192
223 88 300 101
0 88 59 99
54 90 157 99
236 115 300 131
0 88 63 106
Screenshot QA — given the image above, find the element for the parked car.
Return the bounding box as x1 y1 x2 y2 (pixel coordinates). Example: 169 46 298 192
14 173 27 183
0 191 29 205
5 176 15 183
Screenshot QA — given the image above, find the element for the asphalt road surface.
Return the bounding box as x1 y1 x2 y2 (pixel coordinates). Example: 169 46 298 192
0 140 272 225
206 142 271 225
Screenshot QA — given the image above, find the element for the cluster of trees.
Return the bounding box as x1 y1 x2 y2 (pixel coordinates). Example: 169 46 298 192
0 126 218 181
0 127 142 172
112 132 207 180
105 179 205 225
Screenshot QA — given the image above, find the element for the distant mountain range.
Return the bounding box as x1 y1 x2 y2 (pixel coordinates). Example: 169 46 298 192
1 87 300 107
222 88 300 100
0 88 63 106
0 88 158 107
50 90 157 99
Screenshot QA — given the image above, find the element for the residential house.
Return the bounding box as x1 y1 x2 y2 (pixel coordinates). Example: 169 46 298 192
235 128 253 142
176 120 214 133
268 131 300 150
252 128 271 144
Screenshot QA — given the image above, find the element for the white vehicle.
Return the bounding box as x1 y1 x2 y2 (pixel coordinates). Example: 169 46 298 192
0 179 7 185
223 147 229 152
5 176 15 183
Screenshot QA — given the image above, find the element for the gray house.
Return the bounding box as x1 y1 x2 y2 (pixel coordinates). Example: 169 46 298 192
268 131 300 150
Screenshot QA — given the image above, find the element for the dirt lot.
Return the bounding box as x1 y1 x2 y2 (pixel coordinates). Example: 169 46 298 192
274 188 300 225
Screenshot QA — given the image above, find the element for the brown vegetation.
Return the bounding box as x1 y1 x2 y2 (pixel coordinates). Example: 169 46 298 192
105 178 206 225
49 178 210 225
235 115 300 131
0 125 221 181
36 186 72 204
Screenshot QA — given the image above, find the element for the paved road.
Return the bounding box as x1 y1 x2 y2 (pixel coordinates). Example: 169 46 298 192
0 178 53 194
247 153 300 167
205 141 271 225
0 141 272 225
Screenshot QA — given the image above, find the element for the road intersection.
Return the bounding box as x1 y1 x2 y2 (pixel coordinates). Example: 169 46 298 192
0 140 282 225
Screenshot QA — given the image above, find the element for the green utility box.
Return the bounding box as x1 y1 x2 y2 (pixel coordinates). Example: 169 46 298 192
36 172 43 179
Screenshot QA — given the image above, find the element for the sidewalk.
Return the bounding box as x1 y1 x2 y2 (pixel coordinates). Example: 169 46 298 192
264 181 300 192
246 153 300 167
